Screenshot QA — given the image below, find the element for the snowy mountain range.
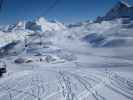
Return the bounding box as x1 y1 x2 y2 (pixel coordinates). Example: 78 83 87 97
0 0 133 57
69 0 133 47
1 17 66 32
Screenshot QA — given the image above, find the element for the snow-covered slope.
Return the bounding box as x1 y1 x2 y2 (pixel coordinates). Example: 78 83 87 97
82 19 133 47
0 1 133 100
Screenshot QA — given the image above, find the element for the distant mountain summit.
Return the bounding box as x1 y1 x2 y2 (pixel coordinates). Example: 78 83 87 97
96 0 133 22
25 17 66 32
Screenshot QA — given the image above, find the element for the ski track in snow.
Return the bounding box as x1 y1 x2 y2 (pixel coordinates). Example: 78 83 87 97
0 63 133 100
0 46 133 100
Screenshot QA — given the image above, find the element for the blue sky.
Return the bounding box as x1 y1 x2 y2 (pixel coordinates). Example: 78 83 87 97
0 0 133 25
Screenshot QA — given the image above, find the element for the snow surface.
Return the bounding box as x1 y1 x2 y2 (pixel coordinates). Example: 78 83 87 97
0 1 133 100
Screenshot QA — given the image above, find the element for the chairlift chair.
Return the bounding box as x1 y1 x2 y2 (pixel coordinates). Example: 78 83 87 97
0 61 7 77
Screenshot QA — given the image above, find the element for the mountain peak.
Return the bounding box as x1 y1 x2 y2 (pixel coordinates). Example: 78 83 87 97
36 17 48 23
96 0 133 22
25 17 66 32
119 0 131 7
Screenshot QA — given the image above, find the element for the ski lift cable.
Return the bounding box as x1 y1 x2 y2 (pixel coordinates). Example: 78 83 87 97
0 0 4 11
39 0 61 17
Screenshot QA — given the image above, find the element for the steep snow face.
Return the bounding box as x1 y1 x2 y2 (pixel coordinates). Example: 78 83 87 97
36 17 66 32
26 17 66 32
96 1 133 22
16 21 26 30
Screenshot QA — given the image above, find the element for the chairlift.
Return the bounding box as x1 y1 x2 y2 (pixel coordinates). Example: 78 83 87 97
0 61 7 77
